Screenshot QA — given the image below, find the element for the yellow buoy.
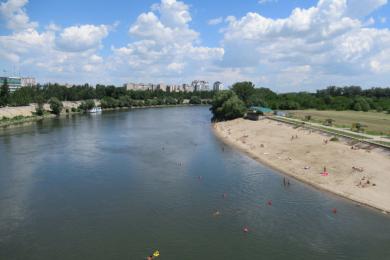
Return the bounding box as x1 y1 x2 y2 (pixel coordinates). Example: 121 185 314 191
153 250 160 257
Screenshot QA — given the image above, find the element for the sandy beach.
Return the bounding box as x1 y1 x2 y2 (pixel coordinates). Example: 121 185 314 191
214 118 390 212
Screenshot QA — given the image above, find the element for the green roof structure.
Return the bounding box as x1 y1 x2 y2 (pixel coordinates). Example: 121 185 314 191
248 106 273 113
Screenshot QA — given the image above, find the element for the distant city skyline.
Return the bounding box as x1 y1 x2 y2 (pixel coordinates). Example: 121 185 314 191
1 0 390 92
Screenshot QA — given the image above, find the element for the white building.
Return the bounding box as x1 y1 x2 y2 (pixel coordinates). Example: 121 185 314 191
126 83 154 91
21 77 36 87
191 80 209 91
213 81 224 91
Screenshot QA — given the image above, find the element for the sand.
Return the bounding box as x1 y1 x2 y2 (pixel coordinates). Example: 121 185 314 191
214 118 390 213
0 101 82 119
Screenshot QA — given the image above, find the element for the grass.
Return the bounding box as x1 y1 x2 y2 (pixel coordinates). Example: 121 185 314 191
272 116 372 139
288 110 390 136
370 140 390 147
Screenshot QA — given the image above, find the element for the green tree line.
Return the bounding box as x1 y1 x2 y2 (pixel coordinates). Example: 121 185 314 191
210 82 390 121
0 83 214 107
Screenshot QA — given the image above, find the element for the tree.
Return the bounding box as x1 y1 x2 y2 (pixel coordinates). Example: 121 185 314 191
219 95 246 120
49 97 63 115
231 81 255 105
189 96 201 104
0 78 10 106
210 90 245 121
247 93 267 107
35 95 45 116
353 102 362 111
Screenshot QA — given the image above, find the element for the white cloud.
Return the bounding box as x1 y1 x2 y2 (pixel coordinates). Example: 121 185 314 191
56 24 109 52
0 0 112 83
109 0 224 83
208 17 223 25
0 0 37 31
220 0 390 90
258 0 278 4
1 0 390 89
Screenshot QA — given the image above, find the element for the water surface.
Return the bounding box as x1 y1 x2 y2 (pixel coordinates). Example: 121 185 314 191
0 106 389 259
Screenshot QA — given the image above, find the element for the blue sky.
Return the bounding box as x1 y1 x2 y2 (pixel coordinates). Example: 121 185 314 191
1 0 390 92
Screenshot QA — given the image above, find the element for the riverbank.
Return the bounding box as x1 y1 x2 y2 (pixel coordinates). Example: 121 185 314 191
0 103 207 128
214 118 390 213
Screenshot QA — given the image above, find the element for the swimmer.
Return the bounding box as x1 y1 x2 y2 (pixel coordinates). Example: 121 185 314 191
243 226 249 233
213 210 221 216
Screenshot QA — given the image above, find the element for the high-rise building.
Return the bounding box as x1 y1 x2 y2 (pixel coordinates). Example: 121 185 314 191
213 81 224 91
21 77 36 87
0 76 36 92
191 80 209 91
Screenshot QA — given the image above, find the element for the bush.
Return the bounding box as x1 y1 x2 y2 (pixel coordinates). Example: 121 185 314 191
323 118 334 126
305 115 312 121
189 96 201 104
330 136 339 142
35 103 44 116
49 97 63 115
71 107 77 112
79 99 95 111
165 97 177 105
100 97 119 108
352 122 365 132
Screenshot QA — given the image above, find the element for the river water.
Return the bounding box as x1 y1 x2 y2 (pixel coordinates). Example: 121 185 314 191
0 106 389 260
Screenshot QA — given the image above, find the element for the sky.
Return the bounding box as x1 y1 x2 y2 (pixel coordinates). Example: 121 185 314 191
0 0 389 92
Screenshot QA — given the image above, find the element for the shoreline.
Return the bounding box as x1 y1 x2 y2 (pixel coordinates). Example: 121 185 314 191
0 104 207 129
213 118 390 213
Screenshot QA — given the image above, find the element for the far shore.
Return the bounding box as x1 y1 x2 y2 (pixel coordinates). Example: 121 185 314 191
0 103 206 128
214 118 390 213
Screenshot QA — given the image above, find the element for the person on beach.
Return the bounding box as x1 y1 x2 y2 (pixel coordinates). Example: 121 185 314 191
321 166 329 176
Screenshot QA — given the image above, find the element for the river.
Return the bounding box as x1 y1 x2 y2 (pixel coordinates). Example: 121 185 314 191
0 106 389 259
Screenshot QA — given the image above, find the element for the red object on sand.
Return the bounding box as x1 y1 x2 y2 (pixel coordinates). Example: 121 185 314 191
321 172 329 176
268 200 272 206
